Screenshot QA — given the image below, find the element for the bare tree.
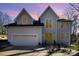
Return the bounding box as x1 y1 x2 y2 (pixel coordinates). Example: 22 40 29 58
64 8 75 20
0 11 11 34
64 3 79 34
69 3 79 12
63 3 79 44
69 3 79 44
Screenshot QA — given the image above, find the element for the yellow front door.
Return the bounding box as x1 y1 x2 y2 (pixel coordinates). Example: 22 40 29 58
44 32 53 44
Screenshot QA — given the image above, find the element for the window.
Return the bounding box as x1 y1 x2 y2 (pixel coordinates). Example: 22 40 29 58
45 20 49 28
21 15 27 20
66 33 69 38
60 33 64 40
21 15 27 24
60 22 65 28
44 20 52 28
49 20 52 28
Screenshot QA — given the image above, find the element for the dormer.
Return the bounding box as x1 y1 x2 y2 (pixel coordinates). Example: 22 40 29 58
15 8 34 25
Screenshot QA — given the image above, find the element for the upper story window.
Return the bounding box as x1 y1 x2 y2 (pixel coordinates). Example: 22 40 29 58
49 20 52 28
44 19 52 29
60 22 65 28
21 15 27 20
45 20 48 28
21 15 27 24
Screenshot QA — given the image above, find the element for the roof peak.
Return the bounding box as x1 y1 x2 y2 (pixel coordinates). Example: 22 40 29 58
47 6 52 9
20 8 27 14
39 6 59 18
21 8 26 11
44 6 53 12
14 8 34 21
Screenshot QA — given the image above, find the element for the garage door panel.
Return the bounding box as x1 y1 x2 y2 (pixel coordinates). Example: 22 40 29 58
13 35 38 46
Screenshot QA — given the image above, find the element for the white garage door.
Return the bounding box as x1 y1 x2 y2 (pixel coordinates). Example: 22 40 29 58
13 34 38 46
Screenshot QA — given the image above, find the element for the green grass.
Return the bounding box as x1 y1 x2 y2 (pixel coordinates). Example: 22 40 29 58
69 44 79 51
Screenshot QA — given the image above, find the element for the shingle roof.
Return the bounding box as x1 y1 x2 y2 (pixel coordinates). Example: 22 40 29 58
14 8 34 22
4 8 44 27
39 6 59 18
57 19 73 22
4 21 44 27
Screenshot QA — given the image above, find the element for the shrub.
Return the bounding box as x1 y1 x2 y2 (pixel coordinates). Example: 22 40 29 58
69 44 79 51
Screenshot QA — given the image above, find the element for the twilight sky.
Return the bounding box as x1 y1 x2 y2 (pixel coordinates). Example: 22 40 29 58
0 3 71 20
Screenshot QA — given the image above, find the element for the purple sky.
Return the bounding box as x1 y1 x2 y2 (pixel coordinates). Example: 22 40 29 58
0 3 70 20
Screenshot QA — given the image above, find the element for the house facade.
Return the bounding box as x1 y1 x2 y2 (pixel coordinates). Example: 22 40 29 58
57 19 72 46
5 6 72 47
5 8 43 46
39 6 59 45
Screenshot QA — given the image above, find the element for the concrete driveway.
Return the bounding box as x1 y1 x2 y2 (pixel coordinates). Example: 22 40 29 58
0 46 78 56
0 46 48 56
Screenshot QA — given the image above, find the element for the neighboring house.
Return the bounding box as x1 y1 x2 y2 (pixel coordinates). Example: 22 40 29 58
5 6 72 46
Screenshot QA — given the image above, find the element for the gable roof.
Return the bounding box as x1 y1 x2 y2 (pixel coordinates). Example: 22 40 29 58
14 8 34 22
39 6 59 18
4 8 44 27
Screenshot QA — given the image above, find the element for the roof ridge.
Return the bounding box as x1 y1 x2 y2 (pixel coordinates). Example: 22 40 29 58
14 8 34 22
39 6 59 18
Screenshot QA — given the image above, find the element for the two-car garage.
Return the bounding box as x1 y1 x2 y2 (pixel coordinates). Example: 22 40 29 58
5 8 43 47
6 26 43 46
13 34 38 46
